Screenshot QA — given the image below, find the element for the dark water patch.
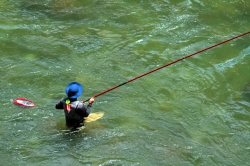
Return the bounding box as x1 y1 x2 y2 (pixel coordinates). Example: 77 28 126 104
1 0 250 165
242 82 250 101
19 0 85 21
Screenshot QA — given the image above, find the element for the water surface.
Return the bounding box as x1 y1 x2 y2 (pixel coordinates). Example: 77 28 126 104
1 0 250 165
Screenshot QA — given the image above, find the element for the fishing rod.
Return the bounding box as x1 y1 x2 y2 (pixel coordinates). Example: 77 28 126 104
83 30 250 102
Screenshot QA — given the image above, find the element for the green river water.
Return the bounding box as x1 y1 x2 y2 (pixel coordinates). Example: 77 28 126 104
1 0 250 165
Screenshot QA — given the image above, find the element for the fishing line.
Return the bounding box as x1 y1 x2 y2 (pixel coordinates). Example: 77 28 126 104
83 30 250 102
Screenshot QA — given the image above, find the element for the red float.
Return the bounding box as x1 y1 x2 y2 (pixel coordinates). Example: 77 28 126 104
13 98 36 108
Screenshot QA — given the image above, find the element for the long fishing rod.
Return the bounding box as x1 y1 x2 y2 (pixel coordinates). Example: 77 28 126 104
83 30 250 102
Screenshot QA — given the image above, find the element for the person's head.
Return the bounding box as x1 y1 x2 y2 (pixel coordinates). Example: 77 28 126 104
65 82 83 99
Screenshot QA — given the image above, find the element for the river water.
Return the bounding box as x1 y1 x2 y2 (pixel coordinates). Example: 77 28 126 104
1 0 250 165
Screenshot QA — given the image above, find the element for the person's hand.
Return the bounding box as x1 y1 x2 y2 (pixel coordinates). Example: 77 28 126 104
89 97 95 104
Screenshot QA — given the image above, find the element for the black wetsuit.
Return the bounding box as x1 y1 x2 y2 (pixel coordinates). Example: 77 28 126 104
55 98 92 129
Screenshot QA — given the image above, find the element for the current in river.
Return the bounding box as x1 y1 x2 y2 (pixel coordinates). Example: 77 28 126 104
0 0 250 165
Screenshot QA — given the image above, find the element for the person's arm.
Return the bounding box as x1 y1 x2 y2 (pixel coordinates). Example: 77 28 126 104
85 103 92 116
55 98 64 109
76 102 91 117
76 97 95 117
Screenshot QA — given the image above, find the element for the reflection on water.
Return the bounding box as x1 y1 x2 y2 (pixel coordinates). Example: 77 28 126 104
1 0 250 165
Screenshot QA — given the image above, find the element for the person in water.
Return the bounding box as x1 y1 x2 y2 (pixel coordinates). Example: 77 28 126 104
55 82 95 130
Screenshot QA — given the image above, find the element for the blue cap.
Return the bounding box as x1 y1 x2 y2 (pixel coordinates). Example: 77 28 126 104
65 82 83 99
